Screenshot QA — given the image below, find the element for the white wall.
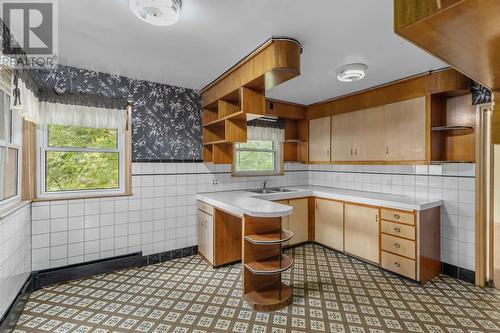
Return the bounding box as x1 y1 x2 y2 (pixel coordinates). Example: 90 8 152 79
309 163 476 271
0 204 31 319
31 162 308 270
30 162 476 272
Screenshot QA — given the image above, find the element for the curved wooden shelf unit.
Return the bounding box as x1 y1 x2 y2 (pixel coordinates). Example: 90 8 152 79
245 255 293 275
244 282 293 312
245 230 294 245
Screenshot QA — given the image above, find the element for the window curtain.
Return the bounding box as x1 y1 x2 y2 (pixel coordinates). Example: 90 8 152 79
38 102 128 132
37 90 129 132
247 118 285 142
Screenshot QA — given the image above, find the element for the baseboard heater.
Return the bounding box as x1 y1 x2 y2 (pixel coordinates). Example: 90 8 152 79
33 252 144 290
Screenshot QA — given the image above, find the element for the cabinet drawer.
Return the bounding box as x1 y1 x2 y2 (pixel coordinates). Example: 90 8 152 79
381 251 416 280
381 208 414 225
381 221 415 240
197 201 214 216
381 234 415 259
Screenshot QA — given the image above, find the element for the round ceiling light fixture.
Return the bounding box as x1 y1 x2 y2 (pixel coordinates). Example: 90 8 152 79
129 0 182 26
337 63 367 82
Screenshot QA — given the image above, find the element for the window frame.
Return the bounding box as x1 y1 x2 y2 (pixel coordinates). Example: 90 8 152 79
232 140 283 177
37 124 126 199
0 87 22 209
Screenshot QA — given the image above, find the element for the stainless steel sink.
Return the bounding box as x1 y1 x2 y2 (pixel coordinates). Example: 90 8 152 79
249 188 298 194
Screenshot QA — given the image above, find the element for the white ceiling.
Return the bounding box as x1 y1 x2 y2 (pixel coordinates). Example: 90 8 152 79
58 0 447 105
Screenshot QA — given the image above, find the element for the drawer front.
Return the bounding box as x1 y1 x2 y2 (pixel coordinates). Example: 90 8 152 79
381 221 415 240
381 234 416 259
381 208 414 225
197 201 214 216
381 251 416 280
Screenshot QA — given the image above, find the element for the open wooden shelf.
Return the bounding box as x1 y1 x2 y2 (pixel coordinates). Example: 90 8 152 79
430 93 476 163
244 282 293 312
431 125 474 132
244 254 293 275
245 230 293 245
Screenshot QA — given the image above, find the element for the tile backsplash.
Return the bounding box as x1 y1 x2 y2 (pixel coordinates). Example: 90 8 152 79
309 163 476 271
30 162 475 272
31 163 308 271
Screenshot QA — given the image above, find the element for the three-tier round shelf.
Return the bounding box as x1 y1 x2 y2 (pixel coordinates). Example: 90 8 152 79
242 215 294 311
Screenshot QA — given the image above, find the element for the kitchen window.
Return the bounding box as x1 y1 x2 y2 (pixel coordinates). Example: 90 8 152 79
38 124 125 198
0 87 21 207
233 140 282 176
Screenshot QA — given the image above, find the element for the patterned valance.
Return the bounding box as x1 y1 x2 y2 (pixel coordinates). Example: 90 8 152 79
247 118 285 142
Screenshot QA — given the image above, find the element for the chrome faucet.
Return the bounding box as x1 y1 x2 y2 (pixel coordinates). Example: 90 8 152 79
262 180 267 190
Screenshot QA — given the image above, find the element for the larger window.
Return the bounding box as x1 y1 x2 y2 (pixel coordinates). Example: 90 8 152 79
38 124 125 198
233 140 282 176
0 87 21 207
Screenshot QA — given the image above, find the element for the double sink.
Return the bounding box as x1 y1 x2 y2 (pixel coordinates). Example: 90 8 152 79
248 187 298 194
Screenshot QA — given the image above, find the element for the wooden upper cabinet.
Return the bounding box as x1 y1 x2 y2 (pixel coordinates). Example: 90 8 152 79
309 117 331 162
358 106 386 161
384 97 427 162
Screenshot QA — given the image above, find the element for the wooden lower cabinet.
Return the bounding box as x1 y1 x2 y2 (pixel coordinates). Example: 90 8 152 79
314 198 344 251
275 198 309 246
344 203 380 264
198 207 214 264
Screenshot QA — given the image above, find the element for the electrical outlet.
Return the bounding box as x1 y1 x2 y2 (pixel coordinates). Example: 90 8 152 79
212 179 218 185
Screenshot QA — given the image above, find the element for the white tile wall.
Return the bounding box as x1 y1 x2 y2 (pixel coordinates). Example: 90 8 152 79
0 204 31 319
31 162 308 270
308 163 476 271
30 162 476 272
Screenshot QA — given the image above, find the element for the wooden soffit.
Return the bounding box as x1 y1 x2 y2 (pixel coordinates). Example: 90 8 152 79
200 38 301 108
394 0 500 92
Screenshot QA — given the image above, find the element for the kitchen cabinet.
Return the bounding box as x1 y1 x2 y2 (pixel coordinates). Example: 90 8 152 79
330 97 427 163
344 203 379 264
198 202 214 264
315 198 344 251
384 97 426 161
276 198 309 246
309 117 331 162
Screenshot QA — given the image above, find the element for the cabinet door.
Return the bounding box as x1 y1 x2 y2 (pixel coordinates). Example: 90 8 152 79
359 106 386 161
288 198 309 245
315 199 344 251
331 112 353 161
205 213 214 263
309 117 331 162
275 200 290 246
384 97 426 161
344 203 379 263
198 210 208 259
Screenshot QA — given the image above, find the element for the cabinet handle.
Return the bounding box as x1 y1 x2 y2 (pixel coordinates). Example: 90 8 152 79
394 243 401 248
386 146 389 154
394 262 401 267
394 213 400 220
350 148 353 155
394 227 401 233
327 149 330 156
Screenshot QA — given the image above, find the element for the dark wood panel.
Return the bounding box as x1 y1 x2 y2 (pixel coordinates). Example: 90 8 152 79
214 209 242 266
419 206 441 284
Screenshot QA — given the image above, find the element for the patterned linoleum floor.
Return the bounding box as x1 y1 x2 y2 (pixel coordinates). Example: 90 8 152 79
13 244 500 333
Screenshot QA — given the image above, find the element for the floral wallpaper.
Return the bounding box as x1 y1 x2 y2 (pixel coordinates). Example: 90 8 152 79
32 66 202 161
471 81 492 105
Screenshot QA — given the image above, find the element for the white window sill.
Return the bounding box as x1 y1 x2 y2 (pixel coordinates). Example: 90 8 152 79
0 200 31 220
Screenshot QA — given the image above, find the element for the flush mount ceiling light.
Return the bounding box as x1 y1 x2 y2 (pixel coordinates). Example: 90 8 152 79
129 0 182 26
337 63 367 82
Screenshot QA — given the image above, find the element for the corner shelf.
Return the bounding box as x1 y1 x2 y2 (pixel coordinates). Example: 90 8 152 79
245 230 293 245
431 125 474 132
430 93 476 163
245 255 293 275
244 282 293 312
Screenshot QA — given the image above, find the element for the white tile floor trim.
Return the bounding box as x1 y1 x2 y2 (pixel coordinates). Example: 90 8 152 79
0 204 31 319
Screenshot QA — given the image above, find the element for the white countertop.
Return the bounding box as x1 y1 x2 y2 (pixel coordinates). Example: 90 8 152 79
196 186 442 218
